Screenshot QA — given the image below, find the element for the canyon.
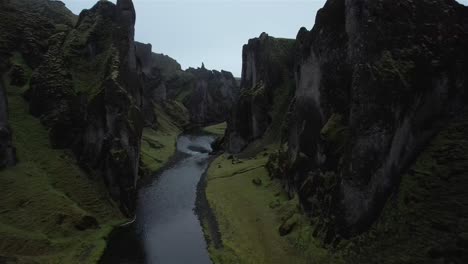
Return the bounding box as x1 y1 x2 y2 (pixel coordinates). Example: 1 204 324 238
0 0 467 263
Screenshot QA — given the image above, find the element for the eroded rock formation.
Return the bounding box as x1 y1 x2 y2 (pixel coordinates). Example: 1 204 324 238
228 0 468 262
226 33 295 153
135 42 239 127
25 0 144 215
0 77 15 168
286 0 468 238
184 66 239 126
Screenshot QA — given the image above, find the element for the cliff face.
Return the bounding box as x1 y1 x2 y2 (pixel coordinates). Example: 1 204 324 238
135 42 165 126
226 0 468 262
0 0 137 261
1 0 71 168
135 43 239 127
226 33 295 153
184 66 239 126
0 77 15 168
284 0 468 237
25 0 143 215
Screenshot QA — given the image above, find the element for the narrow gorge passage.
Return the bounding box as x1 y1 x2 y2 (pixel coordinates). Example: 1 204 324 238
102 134 215 264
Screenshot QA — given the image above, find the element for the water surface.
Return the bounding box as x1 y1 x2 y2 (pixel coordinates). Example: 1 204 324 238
101 134 214 264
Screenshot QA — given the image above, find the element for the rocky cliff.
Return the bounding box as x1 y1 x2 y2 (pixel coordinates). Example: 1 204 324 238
135 42 165 126
184 65 239 126
226 33 295 153
0 77 15 168
226 0 468 262
0 0 143 215
285 0 468 235
135 42 239 127
26 0 143 215
0 0 141 262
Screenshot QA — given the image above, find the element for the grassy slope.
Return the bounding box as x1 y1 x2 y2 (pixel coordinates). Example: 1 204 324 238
202 122 227 136
203 149 340 264
140 103 183 175
0 55 125 263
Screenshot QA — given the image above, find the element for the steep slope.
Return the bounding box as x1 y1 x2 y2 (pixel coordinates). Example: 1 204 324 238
207 0 468 263
135 41 239 127
225 33 295 153
0 0 133 263
284 0 468 240
0 76 15 168
26 0 143 215
184 65 239 126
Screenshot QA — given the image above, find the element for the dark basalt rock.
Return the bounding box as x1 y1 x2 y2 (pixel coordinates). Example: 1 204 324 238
9 65 26 87
74 215 99 231
226 33 295 153
135 41 239 127
0 77 16 169
225 0 468 261
184 66 239 126
286 0 468 239
26 0 143 215
135 42 167 127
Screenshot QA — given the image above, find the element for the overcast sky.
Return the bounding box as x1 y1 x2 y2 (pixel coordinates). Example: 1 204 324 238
63 0 468 77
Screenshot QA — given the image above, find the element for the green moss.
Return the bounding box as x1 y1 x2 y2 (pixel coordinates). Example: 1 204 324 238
140 128 178 175
175 86 193 102
161 100 190 128
140 103 184 175
203 122 227 136
69 46 115 98
343 115 468 263
0 61 125 263
203 149 341 264
240 80 293 157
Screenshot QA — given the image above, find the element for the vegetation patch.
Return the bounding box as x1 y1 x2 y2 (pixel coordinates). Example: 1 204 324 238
140 102 184 176
202 149 340 264
0 67 125 263
202 122 227 136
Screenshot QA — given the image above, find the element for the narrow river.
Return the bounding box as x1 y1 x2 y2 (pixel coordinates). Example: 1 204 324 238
101 134 215 264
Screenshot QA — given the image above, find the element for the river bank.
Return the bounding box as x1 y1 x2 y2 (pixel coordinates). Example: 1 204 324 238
199 148 342 264
100 133 216 264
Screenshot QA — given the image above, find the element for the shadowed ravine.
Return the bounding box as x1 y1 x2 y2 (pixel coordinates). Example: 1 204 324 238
101 134 215 264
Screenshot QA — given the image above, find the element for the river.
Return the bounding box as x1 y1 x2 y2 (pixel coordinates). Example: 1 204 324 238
100 134 215 264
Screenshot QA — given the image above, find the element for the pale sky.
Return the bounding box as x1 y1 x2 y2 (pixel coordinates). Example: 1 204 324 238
62 0 325 76
62 0 468 77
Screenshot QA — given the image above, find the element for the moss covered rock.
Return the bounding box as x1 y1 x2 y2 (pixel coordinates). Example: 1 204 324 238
226 33 296 153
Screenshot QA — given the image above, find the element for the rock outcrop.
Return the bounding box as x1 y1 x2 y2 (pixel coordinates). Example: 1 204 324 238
184 65 239 126
135 42 239 127
285 0 468 237
226 33 295 153
25 0 143 215
226 0 468 262
135 42 191 129
0 77 15 168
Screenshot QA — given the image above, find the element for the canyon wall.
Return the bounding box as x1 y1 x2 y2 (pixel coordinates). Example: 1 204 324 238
0 0 144 215
135 42 239 127
0 77 15 168
226 33 295 153
285 0 468 237
228 0 468 262
184 66 239 126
